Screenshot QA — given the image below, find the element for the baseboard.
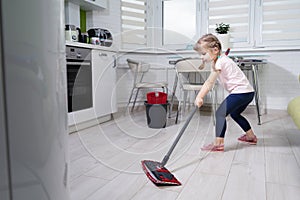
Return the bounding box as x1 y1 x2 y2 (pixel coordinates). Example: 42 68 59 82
68 114 112 134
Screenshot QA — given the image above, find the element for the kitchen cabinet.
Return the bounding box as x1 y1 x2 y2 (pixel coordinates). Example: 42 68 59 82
92 49 117 117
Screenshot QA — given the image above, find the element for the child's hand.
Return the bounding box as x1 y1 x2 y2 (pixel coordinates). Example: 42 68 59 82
195 97 204 108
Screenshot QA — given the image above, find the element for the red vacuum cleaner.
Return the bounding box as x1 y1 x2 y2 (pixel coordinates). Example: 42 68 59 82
141 107 198 186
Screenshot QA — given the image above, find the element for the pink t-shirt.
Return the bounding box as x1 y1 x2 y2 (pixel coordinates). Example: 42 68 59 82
215 55 254 94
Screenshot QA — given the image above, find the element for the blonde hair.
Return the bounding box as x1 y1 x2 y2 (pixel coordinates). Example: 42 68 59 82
194 33 222 52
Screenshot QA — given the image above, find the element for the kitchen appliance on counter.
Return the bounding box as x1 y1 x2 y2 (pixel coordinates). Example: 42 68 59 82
65 24 78 42
76 27 83 42
65 24 83 42
66 46 93 112
87 28 113 47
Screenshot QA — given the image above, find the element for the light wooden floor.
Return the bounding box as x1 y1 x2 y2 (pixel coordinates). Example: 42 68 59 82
69 107 300 200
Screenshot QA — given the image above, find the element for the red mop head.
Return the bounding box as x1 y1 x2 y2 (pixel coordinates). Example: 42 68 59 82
141 160 181 186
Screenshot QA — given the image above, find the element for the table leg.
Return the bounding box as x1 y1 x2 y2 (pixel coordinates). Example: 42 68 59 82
169 75 178 118
252 64 261 125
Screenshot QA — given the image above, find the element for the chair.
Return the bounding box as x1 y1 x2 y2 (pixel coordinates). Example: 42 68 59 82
174 58 217 124
126 59 168 111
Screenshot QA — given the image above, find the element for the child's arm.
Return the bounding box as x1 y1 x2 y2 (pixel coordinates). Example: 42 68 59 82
195 70 220 107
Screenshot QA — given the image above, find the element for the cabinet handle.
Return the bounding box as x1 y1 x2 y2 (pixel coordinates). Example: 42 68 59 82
66 62 90 66
112 55 117 68
99 53 107 57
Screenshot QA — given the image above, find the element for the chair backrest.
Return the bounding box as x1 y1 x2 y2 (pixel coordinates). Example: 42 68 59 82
175 58 211 87
175 58 212 72
127 58 151 86
127 59 150 73
175 58 204 73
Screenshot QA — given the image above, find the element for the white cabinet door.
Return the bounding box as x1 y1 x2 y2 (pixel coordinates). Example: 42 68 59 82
92 49 117 117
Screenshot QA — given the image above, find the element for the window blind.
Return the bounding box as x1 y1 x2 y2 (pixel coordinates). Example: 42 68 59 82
121 0 147 47
208 0 251 47
260 0 300 46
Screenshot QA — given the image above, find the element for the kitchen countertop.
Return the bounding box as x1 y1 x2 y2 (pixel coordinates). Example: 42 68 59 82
118 49 197 55
66 41 118 52
65 41 196 55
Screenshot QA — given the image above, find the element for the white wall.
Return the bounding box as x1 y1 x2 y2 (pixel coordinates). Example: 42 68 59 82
259 51 300 110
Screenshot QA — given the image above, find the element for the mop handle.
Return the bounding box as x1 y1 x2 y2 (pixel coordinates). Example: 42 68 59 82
160 107 198 167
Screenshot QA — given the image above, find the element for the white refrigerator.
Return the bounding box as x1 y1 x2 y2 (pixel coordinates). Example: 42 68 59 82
0 0 70 199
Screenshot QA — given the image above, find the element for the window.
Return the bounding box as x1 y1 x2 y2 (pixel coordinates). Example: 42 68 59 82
163 0 197 46
121 0 300 49
258 0 300 47
121 0 147 48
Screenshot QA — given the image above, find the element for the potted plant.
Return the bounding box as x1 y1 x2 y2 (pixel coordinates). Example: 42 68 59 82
215 23 230 51
215 23 230 34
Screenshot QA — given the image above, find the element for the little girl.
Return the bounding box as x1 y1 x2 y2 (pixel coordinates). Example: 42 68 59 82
194 33 257 152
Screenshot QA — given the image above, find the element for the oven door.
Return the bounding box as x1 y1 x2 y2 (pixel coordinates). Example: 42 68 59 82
66 61 93 112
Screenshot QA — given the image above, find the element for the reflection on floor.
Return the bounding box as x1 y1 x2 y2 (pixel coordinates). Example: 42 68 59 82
69 107 300 200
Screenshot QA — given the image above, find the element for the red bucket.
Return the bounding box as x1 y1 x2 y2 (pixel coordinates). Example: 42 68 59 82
147 92 167 104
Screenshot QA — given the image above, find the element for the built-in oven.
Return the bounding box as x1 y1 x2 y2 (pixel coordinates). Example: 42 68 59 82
66 46 92 112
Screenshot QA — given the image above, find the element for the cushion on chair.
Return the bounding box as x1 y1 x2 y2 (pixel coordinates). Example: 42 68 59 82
287 96 300 130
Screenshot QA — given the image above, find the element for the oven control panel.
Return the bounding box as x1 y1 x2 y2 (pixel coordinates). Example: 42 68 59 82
66 46 91 61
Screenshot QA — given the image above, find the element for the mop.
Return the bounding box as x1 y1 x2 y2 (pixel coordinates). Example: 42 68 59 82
141 48 230 186
141 107 198 186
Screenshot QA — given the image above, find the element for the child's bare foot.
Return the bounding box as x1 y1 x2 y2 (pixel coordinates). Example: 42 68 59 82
201 143 224 152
